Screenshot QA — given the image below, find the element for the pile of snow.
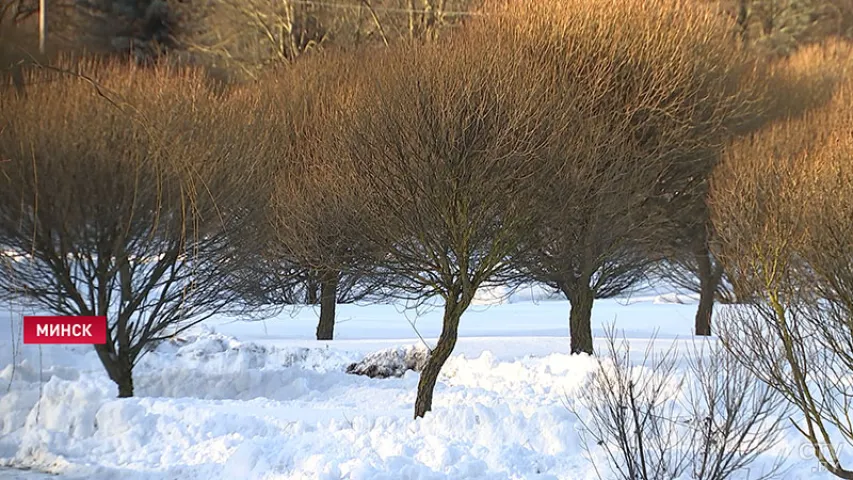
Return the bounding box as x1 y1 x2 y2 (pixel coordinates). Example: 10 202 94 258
345 344 430 378
471 283 699 307
1 327 603 479
652 292 700 305
471 284 563 306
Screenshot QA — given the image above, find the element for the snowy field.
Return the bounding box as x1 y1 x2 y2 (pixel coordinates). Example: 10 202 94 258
0 288 846 479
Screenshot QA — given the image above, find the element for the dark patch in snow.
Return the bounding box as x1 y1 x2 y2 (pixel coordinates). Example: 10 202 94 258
346 345 430 378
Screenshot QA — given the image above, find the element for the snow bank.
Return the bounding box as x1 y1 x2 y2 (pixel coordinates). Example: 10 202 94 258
2 334 801 480
0 301 828 479
471 283 699 307
471 284 563 305
1 324 605 479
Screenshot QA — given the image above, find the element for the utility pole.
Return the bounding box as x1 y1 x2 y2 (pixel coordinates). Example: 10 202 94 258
39 0 46 53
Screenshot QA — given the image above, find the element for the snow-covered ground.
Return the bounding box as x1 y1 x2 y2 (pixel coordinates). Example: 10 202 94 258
0 290 845 479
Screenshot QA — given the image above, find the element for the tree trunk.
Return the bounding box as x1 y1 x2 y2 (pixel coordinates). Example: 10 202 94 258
305 274 320 304
408 0 416 39
116 369 134 398
736 0 749 43
695 246 721 337
567 284 595 355
414 298 465 418
316 270 339 341
95 344 135 397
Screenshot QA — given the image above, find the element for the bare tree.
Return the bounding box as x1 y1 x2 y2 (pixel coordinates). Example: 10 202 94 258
710 0 850 55
512 110 672 354
268 61 383 340
269 147 385 341
337 29 553 418
0 60 273 397
488 0 768 351
223 57 391 340
654 251 737 304
179 0 478 77
654 38 850 336
181 0 333 71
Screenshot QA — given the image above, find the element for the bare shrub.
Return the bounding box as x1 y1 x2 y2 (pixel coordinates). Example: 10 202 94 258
574 329 787 480
0 60 272 397
711 74 853 478
575 333 688 480
684 339 789 480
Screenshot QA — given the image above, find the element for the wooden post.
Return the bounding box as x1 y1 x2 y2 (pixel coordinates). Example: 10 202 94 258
39 0 47 54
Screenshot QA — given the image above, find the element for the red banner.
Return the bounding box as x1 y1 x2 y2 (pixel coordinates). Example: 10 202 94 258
23 316 107 344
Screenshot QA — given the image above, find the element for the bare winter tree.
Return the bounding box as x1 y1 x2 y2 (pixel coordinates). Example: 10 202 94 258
655 39 849 336
231 259 392 313
226 56 392 340
337 29 554 418
179 0 477 77
657 204 733 337
0 60 273 397
512 107 674 354
655 247 735 303
489 0 768 351
269 160 388 340
709 0 851 55
301 268 395 305
180 0 336 72
711 76 853 478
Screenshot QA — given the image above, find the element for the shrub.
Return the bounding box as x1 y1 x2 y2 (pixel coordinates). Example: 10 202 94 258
574 329 788 480
711 71 853 478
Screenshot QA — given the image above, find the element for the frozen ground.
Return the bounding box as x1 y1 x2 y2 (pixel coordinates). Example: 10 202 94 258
0 288 844 479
